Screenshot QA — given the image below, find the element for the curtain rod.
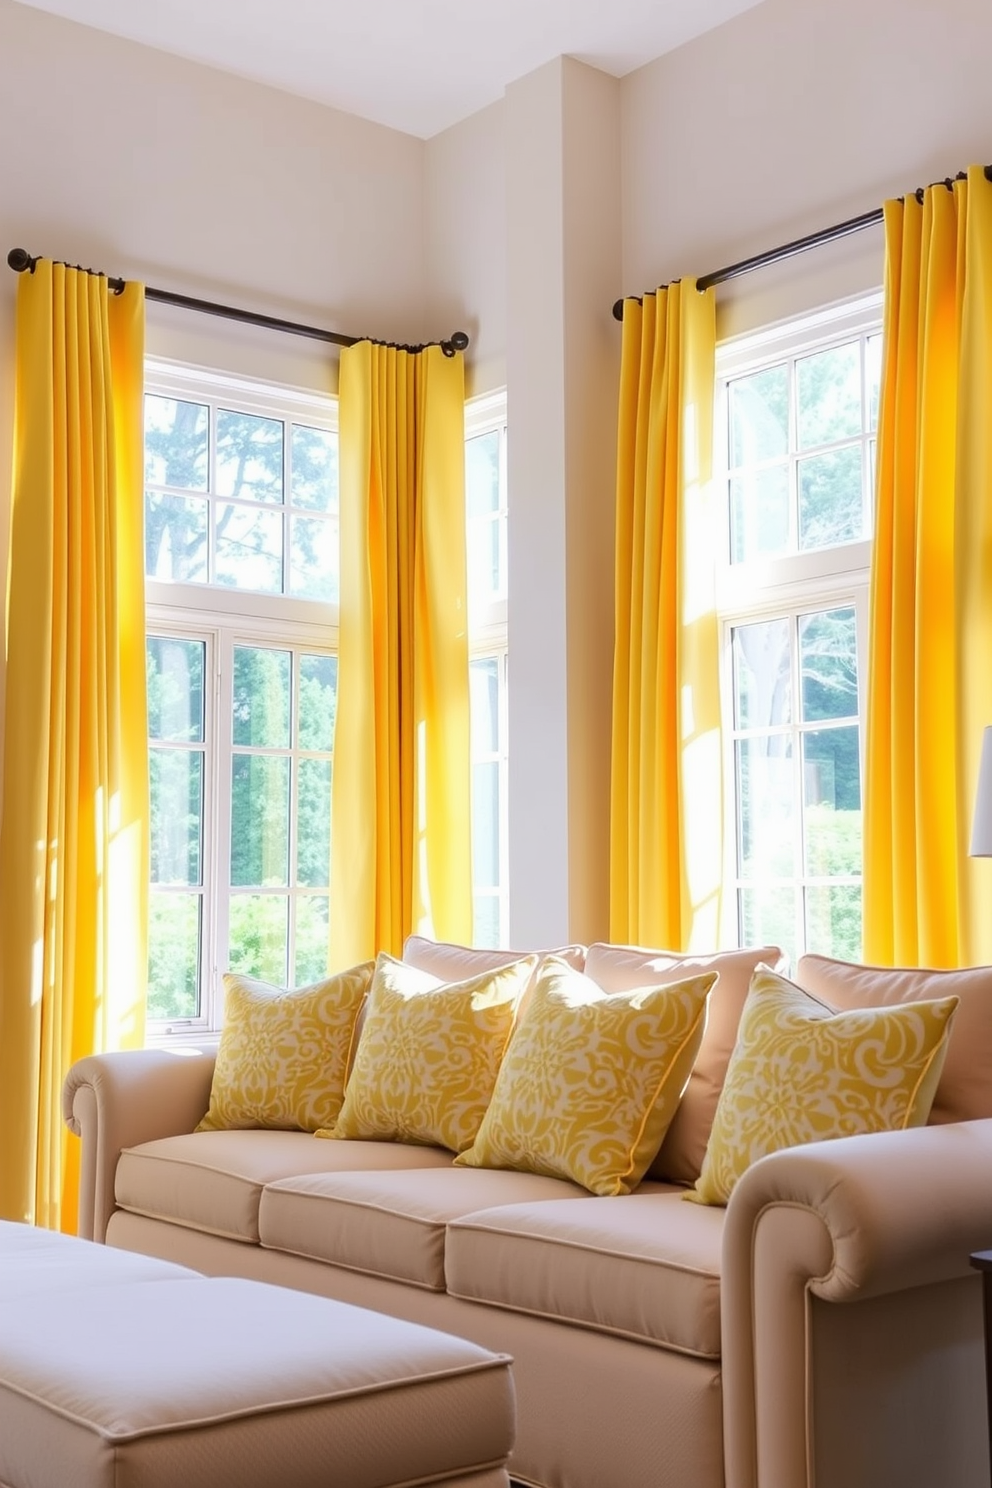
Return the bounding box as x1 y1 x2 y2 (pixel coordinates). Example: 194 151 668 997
611 165 992 320
6 248 470 358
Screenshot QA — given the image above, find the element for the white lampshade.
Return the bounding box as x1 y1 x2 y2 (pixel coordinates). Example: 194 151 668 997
971 727 992 857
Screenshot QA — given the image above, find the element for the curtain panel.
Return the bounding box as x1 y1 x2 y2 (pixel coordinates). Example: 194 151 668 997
330 341 472 967
864 164 992 967
0 262 148 1230
609 282 723 951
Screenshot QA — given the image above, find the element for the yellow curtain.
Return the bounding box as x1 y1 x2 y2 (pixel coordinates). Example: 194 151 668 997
610 282 722 950
864 164 992 967
329 341 472 967
0 262 148 1231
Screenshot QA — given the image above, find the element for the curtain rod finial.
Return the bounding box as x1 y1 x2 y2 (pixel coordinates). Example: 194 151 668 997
612 299 625 322
7 248 36 274
441 330 470 357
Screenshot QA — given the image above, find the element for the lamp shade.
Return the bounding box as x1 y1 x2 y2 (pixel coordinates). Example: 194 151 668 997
971 727 992 857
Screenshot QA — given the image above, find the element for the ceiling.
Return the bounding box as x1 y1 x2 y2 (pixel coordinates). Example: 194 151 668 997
11 0 766 138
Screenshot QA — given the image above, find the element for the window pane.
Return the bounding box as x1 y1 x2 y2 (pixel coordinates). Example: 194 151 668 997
230 756 290 887
799 608 858 721
215 503 283 592
150 748 202 885
470 658 500 754
733 619 791 730
147 894 200 1020
866 335 882 433
798 445 864 549
233 647 290 747
803 725 862 873
472 760 500 888
737 736 794 877
468 515 501 601
147 637 204 743
297 759 331 887
730 464 790 562
145 492 208 581
466 431 500 519
739 884 796 959
216 409 284 503
144 396 208 491
294 896 330 984
473 895 501 951
228 893 288 984
805 883 863 961
796 342 862 449
299 655 337 752
291 425 337 513
728 364 788 466
290 514 338 602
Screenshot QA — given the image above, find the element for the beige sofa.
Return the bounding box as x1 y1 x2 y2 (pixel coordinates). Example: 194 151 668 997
63 938 992 1488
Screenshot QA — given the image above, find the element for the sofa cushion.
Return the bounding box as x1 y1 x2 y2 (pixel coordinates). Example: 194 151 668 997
195 962 374 1133
688 965 958 1206
326 952 536 1153
445 1191 723 1358
456 959 716 1195
115 1130 455 1242
797 953 992 1124
402 934 586 980
259 1166 587 1289
585 941 787 1184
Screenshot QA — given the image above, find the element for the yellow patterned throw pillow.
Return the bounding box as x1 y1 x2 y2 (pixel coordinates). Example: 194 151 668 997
196 963 375 1133
455 958 717 1196
687 965 959 1206
323 952 538 1153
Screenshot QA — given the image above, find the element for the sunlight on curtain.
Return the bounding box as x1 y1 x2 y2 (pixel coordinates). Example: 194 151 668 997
0 261 148 1230
609 282 722 950
864 164 992 966
329 341 471 967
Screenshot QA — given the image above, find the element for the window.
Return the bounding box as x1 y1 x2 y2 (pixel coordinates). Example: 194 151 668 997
145 365 510 1036
716 296 882 965
465 392 509 949
145 363 340 1034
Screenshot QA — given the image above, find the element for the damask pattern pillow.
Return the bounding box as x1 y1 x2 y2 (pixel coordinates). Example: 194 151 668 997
687 965 959 1206
323 952 537 1153
455 957 717 1196
196 962 375 1133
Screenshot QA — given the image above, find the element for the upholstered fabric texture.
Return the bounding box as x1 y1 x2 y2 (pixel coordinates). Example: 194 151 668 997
456 958 717 1196
325 952 537 1153
195 964 375 1134
688 965 959 1206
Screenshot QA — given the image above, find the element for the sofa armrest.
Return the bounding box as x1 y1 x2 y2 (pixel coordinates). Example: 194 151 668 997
63 1049 216 1243
722 1119 992 1488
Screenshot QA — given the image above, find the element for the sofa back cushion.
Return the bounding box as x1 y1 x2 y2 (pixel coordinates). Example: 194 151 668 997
796 954 992 1124
403 935 586 979
584 942 787 1184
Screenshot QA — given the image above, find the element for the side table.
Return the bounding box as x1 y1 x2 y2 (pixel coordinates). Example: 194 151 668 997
971 1250 992 1481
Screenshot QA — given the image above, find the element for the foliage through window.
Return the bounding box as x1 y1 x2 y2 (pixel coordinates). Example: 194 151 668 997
717 298 880 965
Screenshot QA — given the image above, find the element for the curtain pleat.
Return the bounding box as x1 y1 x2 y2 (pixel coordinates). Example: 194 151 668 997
0 262 148 1230
609 282 722 950
330 342 472 967
864 164 992 966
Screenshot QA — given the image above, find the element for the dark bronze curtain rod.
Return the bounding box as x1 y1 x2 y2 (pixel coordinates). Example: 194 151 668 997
612 164 992 321
6 248 470 358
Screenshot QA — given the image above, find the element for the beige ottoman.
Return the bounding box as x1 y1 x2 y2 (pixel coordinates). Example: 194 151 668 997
0 1221 514 1488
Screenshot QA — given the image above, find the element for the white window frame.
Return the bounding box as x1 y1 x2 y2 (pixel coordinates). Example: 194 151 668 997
465 390 509 947
714 293 882 962
145 359 338 1043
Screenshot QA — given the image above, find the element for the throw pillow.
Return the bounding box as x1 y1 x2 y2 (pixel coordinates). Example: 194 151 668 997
455 957 717 1196
196 962 375 1133
687 964 959 1206
584 940 787 1184
324 952 538 1153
